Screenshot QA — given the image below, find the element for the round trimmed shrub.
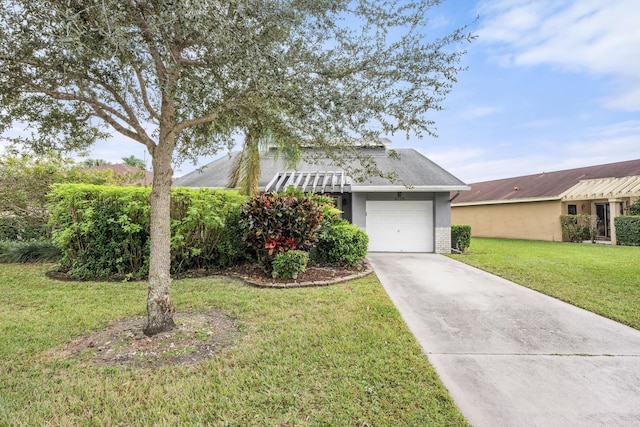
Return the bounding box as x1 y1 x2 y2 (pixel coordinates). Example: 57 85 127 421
316 222 368 266
272 250 309 279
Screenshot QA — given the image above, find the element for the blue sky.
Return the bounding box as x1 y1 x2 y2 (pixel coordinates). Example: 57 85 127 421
9 0 639 184
422 0 640 183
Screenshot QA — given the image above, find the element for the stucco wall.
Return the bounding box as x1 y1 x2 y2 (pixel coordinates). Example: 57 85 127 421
451 200 564 242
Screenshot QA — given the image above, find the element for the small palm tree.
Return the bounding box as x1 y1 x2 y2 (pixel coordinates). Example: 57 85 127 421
80 158 110 168
122 155 146 169
228 127 300 197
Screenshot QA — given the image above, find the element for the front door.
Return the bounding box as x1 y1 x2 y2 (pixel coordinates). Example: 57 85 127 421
595 203 610 238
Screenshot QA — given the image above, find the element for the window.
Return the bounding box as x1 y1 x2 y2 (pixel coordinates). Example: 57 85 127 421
568 204 577 215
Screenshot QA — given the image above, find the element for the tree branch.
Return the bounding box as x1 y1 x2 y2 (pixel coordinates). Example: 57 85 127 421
78 78 153 143
9 58 134 126
89 102 155 149
128 1 168 91
132 62 161 120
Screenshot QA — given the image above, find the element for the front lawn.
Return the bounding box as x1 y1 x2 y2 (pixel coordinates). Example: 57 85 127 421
449 238 640 330
0 263 467 426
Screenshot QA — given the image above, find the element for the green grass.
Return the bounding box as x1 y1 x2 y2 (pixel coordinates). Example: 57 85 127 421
0 263 467 426
449 238 640 330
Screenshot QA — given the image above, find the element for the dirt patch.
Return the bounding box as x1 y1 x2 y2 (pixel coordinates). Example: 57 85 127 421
48 309 240 369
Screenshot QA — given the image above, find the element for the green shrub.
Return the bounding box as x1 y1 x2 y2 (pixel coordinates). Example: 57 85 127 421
271 250 309 279
0 240 61 263
49 184 151 278
0 216 51 241
560 214 597 243
49 184 245 279
626 199 640 215
240 193 323 267
280 187 342 220
316 221 368 266
614 216 640 246
214 208 254 267
170 187 247 271
451 224 471 252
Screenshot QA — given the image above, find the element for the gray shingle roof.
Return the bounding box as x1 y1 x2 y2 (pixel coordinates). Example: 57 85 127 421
453 158 640 204
174 147 468 192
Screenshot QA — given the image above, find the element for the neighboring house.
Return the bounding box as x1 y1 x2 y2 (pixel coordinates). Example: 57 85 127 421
451 159 640 244
175 140 469 253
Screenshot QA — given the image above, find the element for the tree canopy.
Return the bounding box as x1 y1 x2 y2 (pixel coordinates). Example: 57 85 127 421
1 0 473 158
0 0 474 334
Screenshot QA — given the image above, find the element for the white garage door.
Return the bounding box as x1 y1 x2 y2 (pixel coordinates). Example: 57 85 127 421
366 200 434 252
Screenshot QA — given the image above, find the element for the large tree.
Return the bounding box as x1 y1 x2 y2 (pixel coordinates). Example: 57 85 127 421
0 0 473 335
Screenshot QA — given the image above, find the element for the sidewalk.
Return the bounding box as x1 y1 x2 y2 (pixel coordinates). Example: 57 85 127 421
368 253 640 427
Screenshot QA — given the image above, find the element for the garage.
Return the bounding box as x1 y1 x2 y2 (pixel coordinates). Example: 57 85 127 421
366 200 434 252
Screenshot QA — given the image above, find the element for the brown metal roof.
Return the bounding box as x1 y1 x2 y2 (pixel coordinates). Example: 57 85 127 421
453 159 640 204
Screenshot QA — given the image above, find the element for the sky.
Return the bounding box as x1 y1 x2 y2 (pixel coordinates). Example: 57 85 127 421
5 0 640 184
422 0 640 183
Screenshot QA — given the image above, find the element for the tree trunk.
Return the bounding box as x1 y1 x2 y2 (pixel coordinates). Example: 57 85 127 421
144 140 176 336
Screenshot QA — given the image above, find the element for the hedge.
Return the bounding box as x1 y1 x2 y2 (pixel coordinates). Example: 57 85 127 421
49 184 245 279
451 224 471 252
0 215 51 241
614 216 640 246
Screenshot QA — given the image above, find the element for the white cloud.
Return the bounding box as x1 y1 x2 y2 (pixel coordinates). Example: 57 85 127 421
517 118 562 129
448 155 551 183
564 134 640 161
424 118 640 183
78 136 149 164
458 105 501 118
600 80 640 111
477 0 640 111
423 147 486 168
588 120 640 137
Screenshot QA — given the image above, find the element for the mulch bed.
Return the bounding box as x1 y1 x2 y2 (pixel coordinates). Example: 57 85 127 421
223 261 373 288
47 261 373 287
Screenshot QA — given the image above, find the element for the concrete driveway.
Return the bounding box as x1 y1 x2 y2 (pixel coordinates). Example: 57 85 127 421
367 253 640 427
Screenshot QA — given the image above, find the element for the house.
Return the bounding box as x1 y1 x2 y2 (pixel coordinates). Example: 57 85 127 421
174 140 469 253
451 159 640 244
